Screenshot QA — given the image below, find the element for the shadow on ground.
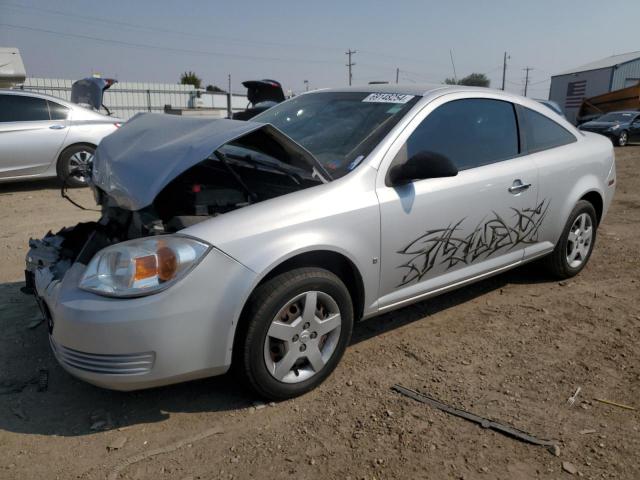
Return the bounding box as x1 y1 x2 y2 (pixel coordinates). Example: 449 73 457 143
0 178 64 194
0 262 556 437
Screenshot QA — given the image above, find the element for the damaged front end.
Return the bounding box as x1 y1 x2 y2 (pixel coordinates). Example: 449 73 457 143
25 113 327 328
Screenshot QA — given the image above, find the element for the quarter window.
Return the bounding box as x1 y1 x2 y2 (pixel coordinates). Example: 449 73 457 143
47 100 69 120
521 107 576 153
404 98 519 171
0 94 51 122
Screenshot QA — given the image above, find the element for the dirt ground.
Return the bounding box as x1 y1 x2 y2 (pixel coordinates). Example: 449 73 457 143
0 147 638 480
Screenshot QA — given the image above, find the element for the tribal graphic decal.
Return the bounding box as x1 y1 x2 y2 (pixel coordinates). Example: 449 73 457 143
396 200 549 287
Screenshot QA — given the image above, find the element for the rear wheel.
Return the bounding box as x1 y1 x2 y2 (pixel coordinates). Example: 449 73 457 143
57 144 95 187
544 200 597 279
616 130 628 147
237 267 353 400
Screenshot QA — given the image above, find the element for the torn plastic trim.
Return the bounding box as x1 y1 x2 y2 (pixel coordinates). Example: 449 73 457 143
91 113 330 212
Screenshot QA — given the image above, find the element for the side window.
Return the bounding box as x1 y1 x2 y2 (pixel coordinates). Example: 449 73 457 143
404 98 519 171
521 107 576 153
47 100 69 120
0 95 51 122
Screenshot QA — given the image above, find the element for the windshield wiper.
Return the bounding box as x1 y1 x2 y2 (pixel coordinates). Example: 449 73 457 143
223 151 304 185
214 151 258 202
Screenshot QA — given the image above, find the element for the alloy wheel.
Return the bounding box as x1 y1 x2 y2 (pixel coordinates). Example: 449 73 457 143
67 150 95 183
566 212 593 268
618 131 628 147
263 290 342 384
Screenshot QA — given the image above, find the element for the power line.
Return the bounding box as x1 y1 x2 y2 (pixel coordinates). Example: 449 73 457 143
4 2 455 70
2 2 347 55
0 23 342 66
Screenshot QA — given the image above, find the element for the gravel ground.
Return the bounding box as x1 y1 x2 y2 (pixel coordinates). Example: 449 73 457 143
0 147 638 480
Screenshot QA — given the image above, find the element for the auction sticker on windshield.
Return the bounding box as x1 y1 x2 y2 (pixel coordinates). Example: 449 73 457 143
362 93 415 104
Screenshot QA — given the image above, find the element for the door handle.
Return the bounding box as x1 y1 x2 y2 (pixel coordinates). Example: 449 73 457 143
49 125 66 130
508 180 531 194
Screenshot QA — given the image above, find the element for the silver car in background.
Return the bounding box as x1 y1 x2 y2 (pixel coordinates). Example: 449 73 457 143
0 89 120 186
26 84 615 400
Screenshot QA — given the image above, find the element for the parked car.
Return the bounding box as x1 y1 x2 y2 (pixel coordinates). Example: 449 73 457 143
26 85 615 400
232 79 285 120
0 89 121 186
578 111 640 146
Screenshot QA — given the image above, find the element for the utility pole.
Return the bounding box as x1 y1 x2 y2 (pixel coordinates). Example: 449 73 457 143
501 51 509 90
227 74 232 118
345 49 356 86
396 67 400 84
304 79 309 91
523 67 533 96
449 49 458 83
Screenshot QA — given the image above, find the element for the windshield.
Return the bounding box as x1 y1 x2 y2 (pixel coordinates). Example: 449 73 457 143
597 112 636 122
252 91 420 178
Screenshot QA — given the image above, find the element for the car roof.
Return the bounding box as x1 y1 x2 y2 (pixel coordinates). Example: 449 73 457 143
0 87 75 106
310 83 540 104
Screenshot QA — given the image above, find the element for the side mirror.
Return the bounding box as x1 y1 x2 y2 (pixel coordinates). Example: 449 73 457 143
387 151 458 186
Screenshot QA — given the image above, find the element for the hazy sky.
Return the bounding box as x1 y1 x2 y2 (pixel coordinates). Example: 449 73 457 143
2 0 639 97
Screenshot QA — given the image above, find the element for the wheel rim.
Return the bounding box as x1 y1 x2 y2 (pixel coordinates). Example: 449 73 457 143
566 213 593 268
619 132 628 146
263 290 342 384
67 150 94 183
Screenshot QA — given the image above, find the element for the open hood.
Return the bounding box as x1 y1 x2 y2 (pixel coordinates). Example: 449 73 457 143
242 79 285 106
91 113 328 211
71 77 117 112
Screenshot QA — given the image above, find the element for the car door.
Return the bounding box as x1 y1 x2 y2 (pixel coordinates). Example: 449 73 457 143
375 94 542 310
629 115 640 142
0 94 70 178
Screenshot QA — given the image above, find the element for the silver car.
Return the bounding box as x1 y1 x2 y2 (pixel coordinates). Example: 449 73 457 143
26 84 616 399
0 89 120 186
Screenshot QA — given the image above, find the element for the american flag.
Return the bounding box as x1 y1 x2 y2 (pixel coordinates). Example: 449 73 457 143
565 80 587 109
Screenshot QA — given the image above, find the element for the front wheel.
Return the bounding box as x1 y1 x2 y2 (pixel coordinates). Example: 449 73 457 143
237 267 354 400
544 200 597 279
616 130 628 147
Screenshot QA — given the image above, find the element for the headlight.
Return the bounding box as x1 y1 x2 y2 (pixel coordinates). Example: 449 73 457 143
80 236 210 297
609 124 620 131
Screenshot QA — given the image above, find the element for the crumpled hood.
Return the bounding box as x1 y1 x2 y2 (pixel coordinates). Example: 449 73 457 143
92 113 326 211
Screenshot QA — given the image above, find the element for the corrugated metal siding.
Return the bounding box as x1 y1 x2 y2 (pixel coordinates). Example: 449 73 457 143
20 77 247 119
611 59 640 90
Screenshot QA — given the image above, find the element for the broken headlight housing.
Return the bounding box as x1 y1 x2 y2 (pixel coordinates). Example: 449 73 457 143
79 236 211 297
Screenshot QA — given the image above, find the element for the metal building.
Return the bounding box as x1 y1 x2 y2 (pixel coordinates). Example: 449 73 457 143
549 51 640 123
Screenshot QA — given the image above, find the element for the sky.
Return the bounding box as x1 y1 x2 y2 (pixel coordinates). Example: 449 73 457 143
1 0 639 97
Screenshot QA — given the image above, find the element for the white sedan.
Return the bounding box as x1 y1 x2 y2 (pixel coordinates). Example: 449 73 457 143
0 89 120 186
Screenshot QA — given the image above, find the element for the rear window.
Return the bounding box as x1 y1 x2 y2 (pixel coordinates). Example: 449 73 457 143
0 94 51 122
522 107 576 153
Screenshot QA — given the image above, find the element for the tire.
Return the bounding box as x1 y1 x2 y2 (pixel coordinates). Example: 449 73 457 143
616 130 628 147
57 144 96 188
544 200 597 279
236 267 354 400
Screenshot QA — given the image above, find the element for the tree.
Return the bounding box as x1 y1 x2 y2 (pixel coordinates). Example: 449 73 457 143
443 73 490 87
180 71 202 89
205 84 225 93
